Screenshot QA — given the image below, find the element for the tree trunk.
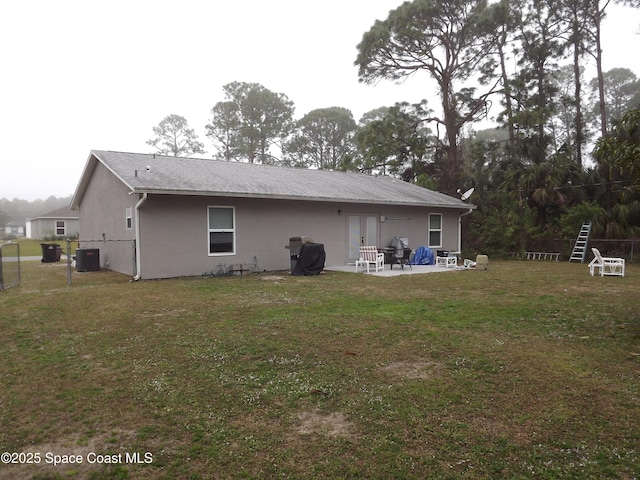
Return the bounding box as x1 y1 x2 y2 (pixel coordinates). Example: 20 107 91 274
594 0 608 135
572 5 584 168
441 86 461 196
536 59 548 163
498 39 516 159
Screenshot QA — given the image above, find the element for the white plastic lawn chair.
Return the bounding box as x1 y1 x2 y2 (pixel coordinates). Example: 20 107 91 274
589 247 625 277
355 246 385 273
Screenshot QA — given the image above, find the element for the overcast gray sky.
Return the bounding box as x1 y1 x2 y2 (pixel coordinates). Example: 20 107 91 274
1 1 638 201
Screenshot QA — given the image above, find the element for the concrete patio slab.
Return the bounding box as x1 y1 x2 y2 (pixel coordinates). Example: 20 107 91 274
325 263 469 276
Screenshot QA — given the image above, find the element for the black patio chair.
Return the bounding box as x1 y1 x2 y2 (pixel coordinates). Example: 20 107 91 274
391 247 412 270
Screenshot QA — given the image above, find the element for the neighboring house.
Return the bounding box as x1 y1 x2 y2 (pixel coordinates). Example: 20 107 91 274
26 206 80 239
3 222 26 238
71 150 476 280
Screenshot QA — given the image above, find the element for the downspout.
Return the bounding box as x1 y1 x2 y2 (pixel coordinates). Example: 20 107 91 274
458 207 474 253
133 193 148 281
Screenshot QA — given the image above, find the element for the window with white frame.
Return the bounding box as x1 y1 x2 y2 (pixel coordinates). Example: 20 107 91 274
126 207 132 229
208 206 235 255
428 213 442 248
56 220 66 236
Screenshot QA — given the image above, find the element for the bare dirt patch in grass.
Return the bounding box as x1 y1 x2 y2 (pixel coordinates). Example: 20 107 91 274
295 409 355 439
261 275 285 281
138 308 188 319
3 430 137 479
380 361 444 380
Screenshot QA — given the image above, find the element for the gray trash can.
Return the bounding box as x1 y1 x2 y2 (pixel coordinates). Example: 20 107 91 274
41 243 61 263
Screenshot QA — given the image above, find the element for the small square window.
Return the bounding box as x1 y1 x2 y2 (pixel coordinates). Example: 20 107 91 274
126 207 132 229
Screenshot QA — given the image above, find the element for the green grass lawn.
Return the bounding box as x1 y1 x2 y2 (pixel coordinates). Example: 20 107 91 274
1 261 638 479
1 239 79 258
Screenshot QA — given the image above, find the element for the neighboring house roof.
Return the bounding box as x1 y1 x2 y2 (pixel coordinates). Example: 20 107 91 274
72 150 475 210
27 205 78 221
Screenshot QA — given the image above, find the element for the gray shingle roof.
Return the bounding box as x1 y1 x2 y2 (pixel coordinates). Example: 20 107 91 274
28 205 78 221
73 150 474 209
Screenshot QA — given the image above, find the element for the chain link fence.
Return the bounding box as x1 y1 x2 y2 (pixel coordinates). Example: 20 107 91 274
510 238 638 263
558 238 638 263
68 239 136 282
0 242 21 291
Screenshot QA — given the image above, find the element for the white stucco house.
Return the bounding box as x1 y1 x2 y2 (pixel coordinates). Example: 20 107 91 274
3 222 25 238
71 150 475 279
